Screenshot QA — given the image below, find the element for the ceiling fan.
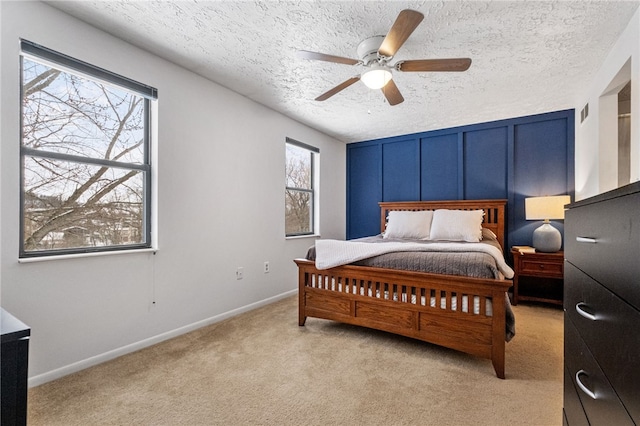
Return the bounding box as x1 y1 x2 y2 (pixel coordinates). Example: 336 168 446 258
297 9 471 106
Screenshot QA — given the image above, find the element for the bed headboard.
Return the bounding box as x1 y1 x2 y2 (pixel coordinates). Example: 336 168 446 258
379 199 507 249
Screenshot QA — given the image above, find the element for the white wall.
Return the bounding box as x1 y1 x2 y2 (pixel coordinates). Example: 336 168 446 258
0 1 346 385
575 8 640 200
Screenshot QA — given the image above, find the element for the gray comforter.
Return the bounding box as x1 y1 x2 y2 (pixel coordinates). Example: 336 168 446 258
307 234 504 279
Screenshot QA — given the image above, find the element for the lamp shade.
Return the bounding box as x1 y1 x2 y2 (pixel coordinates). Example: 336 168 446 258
361 66 392 89
525 195 571 220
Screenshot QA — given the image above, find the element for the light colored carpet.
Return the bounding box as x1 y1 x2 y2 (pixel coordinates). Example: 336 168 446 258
28 296 563 425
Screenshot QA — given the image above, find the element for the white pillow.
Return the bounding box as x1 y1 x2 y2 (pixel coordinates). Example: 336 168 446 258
383 210 434 240
429 209 484 242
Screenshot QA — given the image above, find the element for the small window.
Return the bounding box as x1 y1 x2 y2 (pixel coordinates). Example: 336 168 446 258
20 40 157 258
285 138 318 236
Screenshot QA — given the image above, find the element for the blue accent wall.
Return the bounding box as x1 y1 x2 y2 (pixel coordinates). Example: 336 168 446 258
347 144 381 239
420 133 459 200
382 138 420 201
464 127 509 200
346 109 575 255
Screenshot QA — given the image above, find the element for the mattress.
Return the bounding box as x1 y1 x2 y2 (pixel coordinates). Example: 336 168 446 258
307 233 506 280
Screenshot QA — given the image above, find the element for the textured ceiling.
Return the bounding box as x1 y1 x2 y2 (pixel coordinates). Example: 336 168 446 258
46 1 639 143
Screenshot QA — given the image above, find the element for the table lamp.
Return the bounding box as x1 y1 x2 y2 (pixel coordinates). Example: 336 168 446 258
525 195 571 252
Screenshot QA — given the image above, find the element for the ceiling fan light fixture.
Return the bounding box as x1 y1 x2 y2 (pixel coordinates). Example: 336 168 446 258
300 9 469 104
361 66 392 89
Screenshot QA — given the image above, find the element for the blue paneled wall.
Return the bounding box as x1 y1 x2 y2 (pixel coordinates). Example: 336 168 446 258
346 109 575 253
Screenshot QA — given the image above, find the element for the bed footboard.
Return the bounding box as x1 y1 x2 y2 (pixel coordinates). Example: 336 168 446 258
295 258 512 379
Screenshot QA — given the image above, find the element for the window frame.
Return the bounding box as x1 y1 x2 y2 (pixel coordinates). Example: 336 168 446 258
285 137 319 237
19 40 157 258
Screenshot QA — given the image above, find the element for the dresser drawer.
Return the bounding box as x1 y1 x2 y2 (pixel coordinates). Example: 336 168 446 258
563 363 589 426
520 258 563 277
564 262 640 420
564 318 634 426
564 192 640 308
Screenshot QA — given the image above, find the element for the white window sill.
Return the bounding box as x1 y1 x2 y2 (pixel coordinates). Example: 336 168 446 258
285 234 320 241
18 247 157 263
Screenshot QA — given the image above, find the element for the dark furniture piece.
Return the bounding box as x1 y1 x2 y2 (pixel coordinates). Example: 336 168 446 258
1 309 30 426
296 199 513 379
511 249 564 305
563 181 640 425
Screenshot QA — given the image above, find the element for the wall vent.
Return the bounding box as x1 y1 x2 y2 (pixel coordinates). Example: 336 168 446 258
580 103 589 123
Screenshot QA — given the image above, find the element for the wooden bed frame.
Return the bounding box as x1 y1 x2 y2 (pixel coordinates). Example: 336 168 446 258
295 200 513 378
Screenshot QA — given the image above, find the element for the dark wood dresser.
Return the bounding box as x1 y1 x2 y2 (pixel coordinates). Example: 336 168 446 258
1 308 30 425
563 181 640 425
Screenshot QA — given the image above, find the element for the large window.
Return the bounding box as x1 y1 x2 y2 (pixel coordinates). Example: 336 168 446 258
20 40 157 258
285 138 318 236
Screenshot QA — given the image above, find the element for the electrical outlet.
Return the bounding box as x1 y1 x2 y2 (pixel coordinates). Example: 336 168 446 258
236 267 244 280
264 261 270 273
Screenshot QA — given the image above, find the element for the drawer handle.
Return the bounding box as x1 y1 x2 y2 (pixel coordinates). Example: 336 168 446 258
576 237 597 244
575 370 597 400
575 302 597 321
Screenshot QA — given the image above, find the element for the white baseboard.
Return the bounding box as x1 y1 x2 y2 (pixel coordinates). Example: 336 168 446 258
28 289 296 388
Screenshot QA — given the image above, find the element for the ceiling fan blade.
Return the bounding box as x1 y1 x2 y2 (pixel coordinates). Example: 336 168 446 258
396 58 472 72
378 9 424 58
297 50 360 65
315 76 361 101
381 79 404 106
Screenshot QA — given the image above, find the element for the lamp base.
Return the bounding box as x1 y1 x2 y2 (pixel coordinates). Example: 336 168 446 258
532 222 562 252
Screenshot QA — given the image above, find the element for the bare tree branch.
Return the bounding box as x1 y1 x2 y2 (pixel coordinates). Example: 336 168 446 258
22 59 146 250
23 68 61 97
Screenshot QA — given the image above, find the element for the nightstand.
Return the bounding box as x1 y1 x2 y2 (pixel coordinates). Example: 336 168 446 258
511 249 564 306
